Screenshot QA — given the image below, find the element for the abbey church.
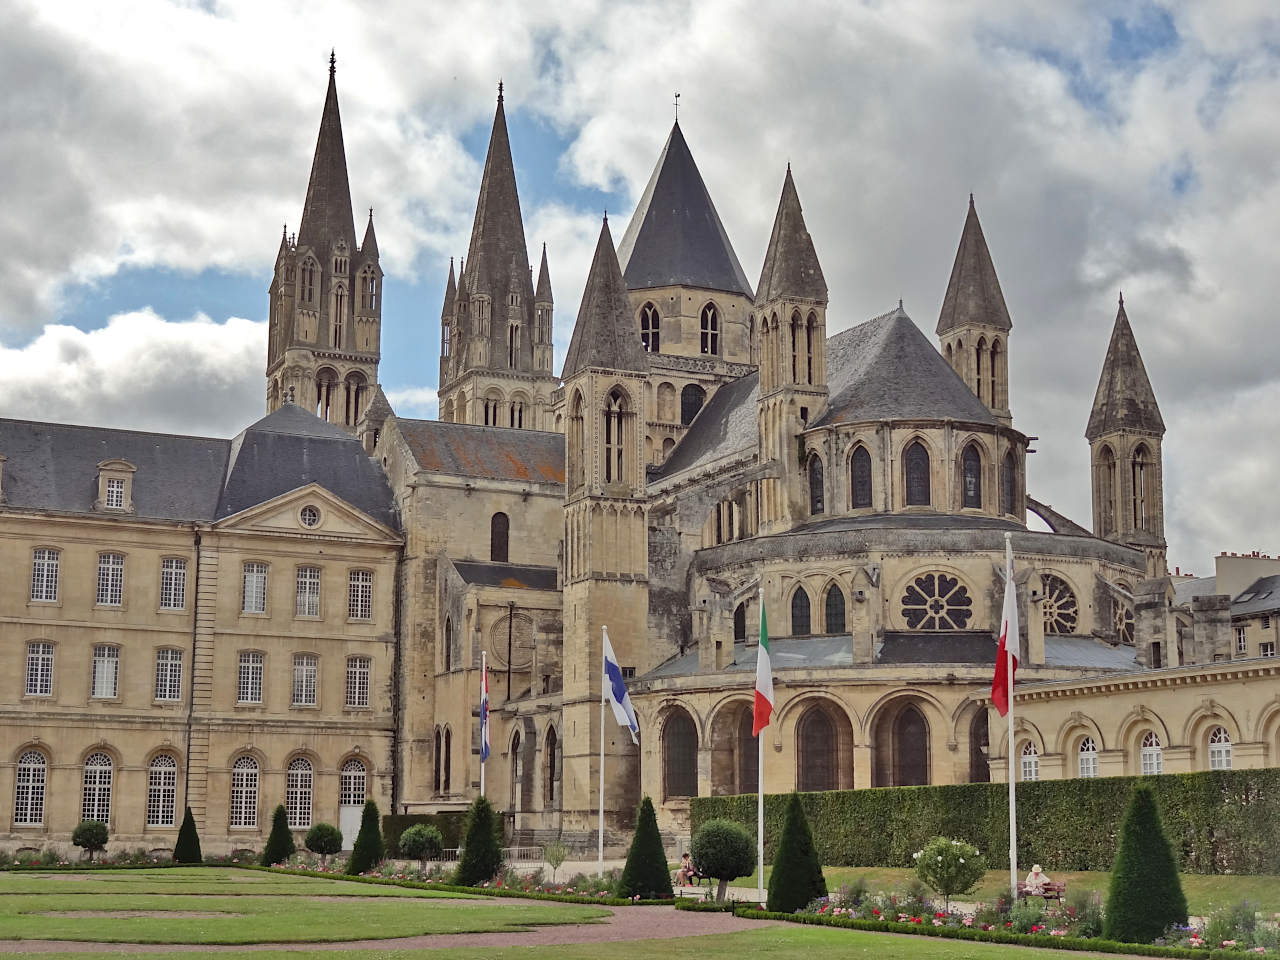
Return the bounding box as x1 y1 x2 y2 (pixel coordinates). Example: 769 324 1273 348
2 62 1278 854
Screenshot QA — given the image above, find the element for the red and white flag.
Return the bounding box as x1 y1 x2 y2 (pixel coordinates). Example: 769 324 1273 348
991 544 1019 717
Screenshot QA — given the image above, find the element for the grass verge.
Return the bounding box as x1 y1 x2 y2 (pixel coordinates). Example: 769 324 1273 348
0 866 458 898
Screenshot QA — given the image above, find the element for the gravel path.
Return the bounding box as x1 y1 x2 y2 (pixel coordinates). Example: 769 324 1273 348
0 904 779 953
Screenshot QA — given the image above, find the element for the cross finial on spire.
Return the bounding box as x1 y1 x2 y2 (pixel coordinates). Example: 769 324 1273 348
329 49 336 77
497 79 504 103
368 206 373 221
603 208 608 224
1119 290 1124 307
282 223 287 238
969 192 974 206
673 91 680 119
899 298 904 310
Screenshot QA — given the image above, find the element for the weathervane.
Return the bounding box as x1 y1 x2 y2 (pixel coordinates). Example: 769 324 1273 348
674 92 680 119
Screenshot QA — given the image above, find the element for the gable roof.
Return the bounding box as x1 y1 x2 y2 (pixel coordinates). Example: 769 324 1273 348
936 196 1011 335
755 166 827 305
616 121 753 298
296 60 357 256
396 419 565 485
1086 297 1165 440
453 559 558 591
562 217 649 378
650 371 759 481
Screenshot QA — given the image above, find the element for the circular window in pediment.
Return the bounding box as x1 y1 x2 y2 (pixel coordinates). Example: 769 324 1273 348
299 506 321 528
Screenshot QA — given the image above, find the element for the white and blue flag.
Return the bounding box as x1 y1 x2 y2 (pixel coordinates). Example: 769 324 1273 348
602 628 639 744
479 650 490 763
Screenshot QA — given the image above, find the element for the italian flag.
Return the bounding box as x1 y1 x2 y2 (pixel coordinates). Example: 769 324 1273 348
753 589 774 735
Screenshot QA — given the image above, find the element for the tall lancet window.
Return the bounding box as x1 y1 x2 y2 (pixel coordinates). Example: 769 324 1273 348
962 444 982 509
700 303 719 355
332 286 347 349
790 312 800 382
975 339 986 403
806 312 817 384
905 441 931 506
508 323 519 368
989 340 1000 406
604 390 626 483
442 321 451 358
1131 444 1151 530
361 269 377 310
640 302 660 352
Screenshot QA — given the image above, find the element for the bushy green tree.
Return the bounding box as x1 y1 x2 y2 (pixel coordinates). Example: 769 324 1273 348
455 795 503 886
913 836 986 909
398 823 444 867
1104 784 1187 943
691 818 754 901
173 807 202 864
261 804 296 866
766 793 826 913
347 800 385 875
305 823 343 867
71 820 109 862
617 796 673 899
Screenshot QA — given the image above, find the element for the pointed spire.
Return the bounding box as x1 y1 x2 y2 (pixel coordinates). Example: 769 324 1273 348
360 207 379 259
936 195 1011 335
616 121 753 297
440 258 457 321
1086 295 1165 441
296 53 357 255
755 166 827 304
276 223 291 260
562 217 648 378
535 243 553 303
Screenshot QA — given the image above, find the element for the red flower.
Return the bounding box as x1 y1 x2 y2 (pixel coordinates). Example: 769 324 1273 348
912 917 922 924
872 909 881 916
935 912 946 918
1006 922 1013 928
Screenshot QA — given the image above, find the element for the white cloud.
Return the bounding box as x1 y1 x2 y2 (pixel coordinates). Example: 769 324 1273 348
384 386 438 419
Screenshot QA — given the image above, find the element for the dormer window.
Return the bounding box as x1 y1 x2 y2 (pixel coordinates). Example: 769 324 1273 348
105 478 125 509
96 459 137 513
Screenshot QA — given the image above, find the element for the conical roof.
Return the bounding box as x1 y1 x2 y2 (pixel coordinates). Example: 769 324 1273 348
562 217 649 378
535 243 553 303
360 384 394 423
936 196 1011 335
616 121 753 297
1086 297 1165 440
275 224 291 263
296 57 357 255
441 258 456 320
360 208 379 260
756 166 827 304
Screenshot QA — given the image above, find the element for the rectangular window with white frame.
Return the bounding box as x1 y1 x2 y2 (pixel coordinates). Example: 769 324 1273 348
154 648 182 701
105 477 125 509
296 566 321 617
92 645 120 698
96 553 125 606
346 655 370 708
237 650 264 703
292 653 318 706
160 557 187 610
348 570 373 621
242 562 268 614
1235 626 1247 654
25 642 54 696
1262 641 1276 657
30 548 60 602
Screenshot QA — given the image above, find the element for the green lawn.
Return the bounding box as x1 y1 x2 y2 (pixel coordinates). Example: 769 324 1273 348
725 865 1280 915
0 866 452 898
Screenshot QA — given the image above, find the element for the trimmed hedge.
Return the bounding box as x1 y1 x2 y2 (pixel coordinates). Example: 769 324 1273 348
382 812 467 857
691 769 1280 875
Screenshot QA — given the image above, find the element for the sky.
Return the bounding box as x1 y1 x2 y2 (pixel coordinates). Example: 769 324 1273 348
2 0 1279 575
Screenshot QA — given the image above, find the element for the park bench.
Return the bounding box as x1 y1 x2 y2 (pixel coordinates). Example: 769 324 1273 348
1017 880 1067 903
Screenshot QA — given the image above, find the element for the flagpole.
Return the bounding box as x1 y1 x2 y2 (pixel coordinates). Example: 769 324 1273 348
757 586 765 906
1004 533 1018 899
479 650 486 798
598 627 607 879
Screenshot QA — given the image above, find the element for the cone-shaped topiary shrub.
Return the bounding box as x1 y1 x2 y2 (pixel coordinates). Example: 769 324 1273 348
455 795 503 886
261 804 296 866
767 793 826 913
347 800 384 875
1104 784 1188 943
691 818 754 901
173 807 203 864
617 796 673 899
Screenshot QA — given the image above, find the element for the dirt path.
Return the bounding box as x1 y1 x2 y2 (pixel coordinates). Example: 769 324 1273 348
0 904 779 953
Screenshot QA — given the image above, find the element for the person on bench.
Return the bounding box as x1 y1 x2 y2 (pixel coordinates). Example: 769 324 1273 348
676 852 699 884
1024 865 1050 896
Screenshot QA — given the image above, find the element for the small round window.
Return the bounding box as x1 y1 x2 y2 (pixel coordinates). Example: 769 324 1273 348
299 506 320 528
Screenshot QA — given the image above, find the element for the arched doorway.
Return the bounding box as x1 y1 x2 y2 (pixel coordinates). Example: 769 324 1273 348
872 700 931 786
709 702 757 796
794 701 854 792
662 708 699 799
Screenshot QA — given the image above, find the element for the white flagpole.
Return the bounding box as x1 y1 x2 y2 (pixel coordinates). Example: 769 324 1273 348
757 586 765 906
598 627 607 879
479 650 486 798
1004 533 1018 898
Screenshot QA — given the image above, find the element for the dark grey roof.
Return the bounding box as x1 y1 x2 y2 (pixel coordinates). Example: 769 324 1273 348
800 512 1023 535
877 631 995 664
0 418 229 521
814 307 997 427
755 166 826 305
616 121 753 297
441 258 457 319
1043 636 1140 670
1231 575 1280 617
641 636 852 680
936 196 1011 335
360 209 379 261
1086 298 1165 440
535 244 552 303
217 405 398 530
649 371 759 480
360 385 393 424
397 419 565 485
1174 575 1217 606
296 63 357 256
562 217 649 378
453 560 558 591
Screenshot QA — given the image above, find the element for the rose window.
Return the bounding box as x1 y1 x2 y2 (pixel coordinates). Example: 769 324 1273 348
901 573 973 630
1113 593 1135 645
1041 574 1079 635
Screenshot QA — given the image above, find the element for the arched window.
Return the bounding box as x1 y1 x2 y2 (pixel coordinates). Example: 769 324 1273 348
969 711 990 783
510 732 522 811
301 261 316 303
962 444 982 508
640 303 660 353
893 704 930 786
508 322 519 368
443 618 453 672
287 757 313 829
1001 451 1016 516
989 340 1000 406
797 707 836 792
975 338 986 403
737 707 759 793
315 368 339 422
443 728 452 793
332 285 347 349
1078 737 1099 778
433 728 443 793
700 302 719 355
147 755 178 826
808 453 825 515
341 758 366 806
850 445 872 509
570 392 585 489
791 586 812 636
545 728 559 806
1098 446 1116 535
806 312 818 384
361 269 377 310
491 512 510 563
1041 574 1079 634
1131 444 1151 530
1140 731 1163 775
230 756 259 828
14 750 47 825
790 312 800 382
824 583 846 634
82 753 113 823
680 384 706 426
662 709 699 798
734 602 747 641
1208 726 1232 770
905 441 931 506
604 390 625 483
1020 741 1040 781
344 373 366 426
441 320 452 358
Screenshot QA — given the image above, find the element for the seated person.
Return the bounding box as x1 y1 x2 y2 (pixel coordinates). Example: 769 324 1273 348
676 852 696 884
1024 864 1050 895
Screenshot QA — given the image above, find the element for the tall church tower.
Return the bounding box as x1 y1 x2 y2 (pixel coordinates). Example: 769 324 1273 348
937 196 1012 424
436 84 558 430
755 166 829 533
1087 295 1167 578
559 216 649 834
266 54 381 431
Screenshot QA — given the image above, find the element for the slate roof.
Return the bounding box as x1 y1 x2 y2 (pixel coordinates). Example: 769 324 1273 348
296 61 357 256
1173 575 1217 606
615 121 753 297
936 196 1011 335
649 370 759 480
453 560 558 591
877 631 995 664
360 208 379 260
755 166 827 304
799 512 1023 535
217 405 398 529
562 217 649 378
1086 297 1165 440
1231 575 1280 617
396 419 565 485
1043 636 1140 670
814 307 997 427
535 244 553 303
441 258 457 319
